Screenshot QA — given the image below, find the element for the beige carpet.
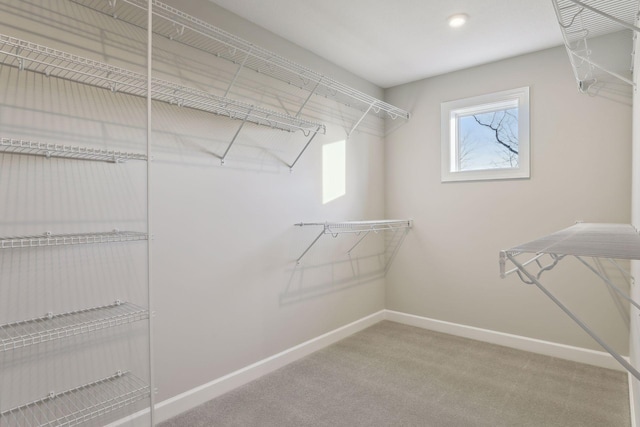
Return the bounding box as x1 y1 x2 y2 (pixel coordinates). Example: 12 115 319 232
160 321 630 426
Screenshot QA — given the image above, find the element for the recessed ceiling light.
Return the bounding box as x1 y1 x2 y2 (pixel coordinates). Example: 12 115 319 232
448 14 468 28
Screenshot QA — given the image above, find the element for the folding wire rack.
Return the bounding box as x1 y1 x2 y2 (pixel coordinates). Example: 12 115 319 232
551 0 640 92
0 301 149 352
500 222 640 380
0 371 150 427
0 230 148 249
70 0 410 135
295 220 412 264
0 33 325 168
0 138 147 163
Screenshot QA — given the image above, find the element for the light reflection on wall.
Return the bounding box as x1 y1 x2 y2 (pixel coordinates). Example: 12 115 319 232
322 140 346 204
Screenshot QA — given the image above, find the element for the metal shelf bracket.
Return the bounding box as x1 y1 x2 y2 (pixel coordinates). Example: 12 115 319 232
552 0 640 93
295 220 412 264
500 223 640 381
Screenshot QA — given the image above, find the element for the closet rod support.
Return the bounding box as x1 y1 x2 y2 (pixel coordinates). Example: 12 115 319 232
347 102 375 139
347 231 370 255
569 51 635 88
221 108 252 165
288 124 324 171
224 46 253 98
574 256 640 311
295 77 323 118
296 229 325 264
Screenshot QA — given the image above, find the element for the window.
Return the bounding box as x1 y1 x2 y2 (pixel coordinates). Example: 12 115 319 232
441 87 530 182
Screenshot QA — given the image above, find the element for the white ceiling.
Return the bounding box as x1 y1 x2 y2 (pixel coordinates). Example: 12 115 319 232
208 0 564 88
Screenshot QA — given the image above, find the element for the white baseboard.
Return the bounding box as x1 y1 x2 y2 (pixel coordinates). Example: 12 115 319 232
631 373 638 427
152 309 386 423
110 308 631 426
384 310 626 372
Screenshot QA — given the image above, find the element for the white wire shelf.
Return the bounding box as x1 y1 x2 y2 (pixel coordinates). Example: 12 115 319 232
0 33 324 136
0 301 149 352
70 0 410 123
502 223 640 261
295 220 412 264
0 138 147 163
0 230 148 249
0 371 149 427
295 220 413 235
500 222 640 381
552 0 640 92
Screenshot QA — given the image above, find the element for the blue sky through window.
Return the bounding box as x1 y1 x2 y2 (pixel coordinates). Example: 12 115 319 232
457 107 519 171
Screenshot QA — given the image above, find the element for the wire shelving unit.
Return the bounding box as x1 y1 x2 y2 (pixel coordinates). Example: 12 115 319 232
0 230 148 249
0 33 325 168
0 371 150 427
0 301 149 352
0 138 147 163
70 0 410 135
551 0 640 92
295 220 412 264
500 222 640 381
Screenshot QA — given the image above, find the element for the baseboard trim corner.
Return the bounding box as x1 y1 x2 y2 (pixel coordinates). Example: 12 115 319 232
151 309 385 423
384 310 626 372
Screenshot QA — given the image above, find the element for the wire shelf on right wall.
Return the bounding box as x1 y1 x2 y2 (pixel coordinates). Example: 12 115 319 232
552 0 640 93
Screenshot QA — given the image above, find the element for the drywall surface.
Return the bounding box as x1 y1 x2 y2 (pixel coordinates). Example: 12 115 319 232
0 0 389 410
151 0 388 403
384 44 632 354
631 33 640 427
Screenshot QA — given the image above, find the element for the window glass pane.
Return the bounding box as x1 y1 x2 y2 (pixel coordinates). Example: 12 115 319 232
441 86 529 182
457 107 519 171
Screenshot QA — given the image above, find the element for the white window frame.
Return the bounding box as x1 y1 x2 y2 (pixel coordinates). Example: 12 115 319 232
441 87 530 182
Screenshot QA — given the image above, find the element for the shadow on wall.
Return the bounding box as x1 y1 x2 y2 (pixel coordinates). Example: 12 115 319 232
281 228 409 305
150 103 318 173
580 77 633 106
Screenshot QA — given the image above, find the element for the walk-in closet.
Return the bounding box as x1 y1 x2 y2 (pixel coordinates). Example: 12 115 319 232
0 0 638 425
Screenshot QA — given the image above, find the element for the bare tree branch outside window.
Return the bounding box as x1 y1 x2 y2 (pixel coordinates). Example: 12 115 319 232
458 108 519 171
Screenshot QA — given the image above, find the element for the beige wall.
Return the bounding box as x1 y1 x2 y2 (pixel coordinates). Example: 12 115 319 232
150 0 390 404
384 44 632 353
631 32 640 427
0 0 389 410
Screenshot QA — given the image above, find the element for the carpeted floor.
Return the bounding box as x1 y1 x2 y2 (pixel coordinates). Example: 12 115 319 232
160 321 630 427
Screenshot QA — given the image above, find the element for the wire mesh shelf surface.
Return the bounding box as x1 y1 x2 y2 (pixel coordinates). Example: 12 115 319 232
0 371 150 427
295 220 412 264
0 138 147 163
0 230 148 249
70 0 410 120
503 222 640 259
0 34 324 135
552 0 640 89
0 301 149 352
295 220 413 235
